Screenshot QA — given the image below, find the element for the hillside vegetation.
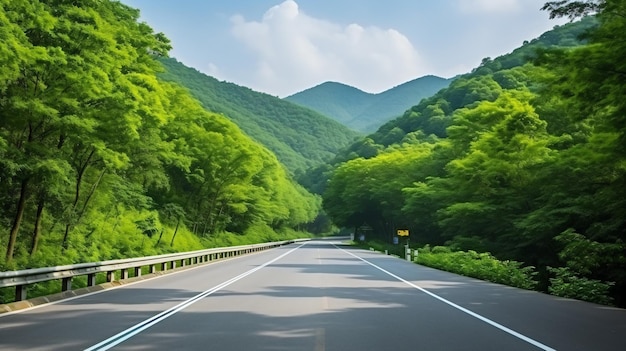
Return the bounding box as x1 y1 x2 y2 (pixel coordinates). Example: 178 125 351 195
157 58 360 174
286 76 451 132
320 5 626 307
0 0 321 278
2 0 624 309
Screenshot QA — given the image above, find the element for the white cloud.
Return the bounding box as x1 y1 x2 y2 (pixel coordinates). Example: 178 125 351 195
457 0 522 14
229 0 426 96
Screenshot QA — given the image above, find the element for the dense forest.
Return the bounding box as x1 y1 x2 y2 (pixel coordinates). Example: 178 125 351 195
0 0 322 277
320 1 626 306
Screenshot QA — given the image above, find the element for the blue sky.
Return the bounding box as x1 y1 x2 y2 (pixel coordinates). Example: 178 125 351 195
122 0 566 97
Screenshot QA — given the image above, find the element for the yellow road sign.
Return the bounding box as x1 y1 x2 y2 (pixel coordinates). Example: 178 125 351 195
397 229 409 237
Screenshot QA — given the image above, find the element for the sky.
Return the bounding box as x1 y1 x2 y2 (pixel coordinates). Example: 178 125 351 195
122 0 567 97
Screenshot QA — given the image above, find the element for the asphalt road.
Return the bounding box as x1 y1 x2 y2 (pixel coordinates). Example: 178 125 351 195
1 240 625 350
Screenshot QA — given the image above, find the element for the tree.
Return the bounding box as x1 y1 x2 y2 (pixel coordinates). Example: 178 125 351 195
542 0 603 20
0 0 170 260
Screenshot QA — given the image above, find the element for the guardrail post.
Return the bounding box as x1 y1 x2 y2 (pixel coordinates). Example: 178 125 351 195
121 269 129 280
134 267 141 277
15 284 27 301
161 262 167 271
87 273 96 286
150 264 156 274
107 271 115 282
61 277 72 291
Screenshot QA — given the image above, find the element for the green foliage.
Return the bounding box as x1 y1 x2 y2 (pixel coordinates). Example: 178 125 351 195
429 245 452 254
156 58 359 175
355 241 537 290
415 246 538 290
542 1 603 20
548 267 614 305
321 6 625 306
323 142 441 237
2 0 624 310
0 0 321 278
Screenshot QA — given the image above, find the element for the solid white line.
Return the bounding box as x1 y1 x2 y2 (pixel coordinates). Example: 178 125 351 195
84 243 306 351
336 246 557 351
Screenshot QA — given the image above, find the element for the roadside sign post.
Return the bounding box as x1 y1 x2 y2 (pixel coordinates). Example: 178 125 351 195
359 224 373 242
397 229 410 261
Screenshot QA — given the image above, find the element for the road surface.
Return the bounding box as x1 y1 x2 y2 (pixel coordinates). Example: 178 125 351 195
1 240 625 350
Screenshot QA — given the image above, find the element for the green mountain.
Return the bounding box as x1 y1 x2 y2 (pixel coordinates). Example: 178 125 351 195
157 58 360 174
284 75 451 132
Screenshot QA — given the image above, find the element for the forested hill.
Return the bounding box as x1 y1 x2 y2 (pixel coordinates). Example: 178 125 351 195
285 76 451 132
369 16 598 147
157 58 360 174
0 0 324 284
319 10 626 308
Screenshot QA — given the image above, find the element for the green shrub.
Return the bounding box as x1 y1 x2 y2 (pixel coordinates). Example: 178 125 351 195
415 247 538 290
431 246 452 254
548 267 614 305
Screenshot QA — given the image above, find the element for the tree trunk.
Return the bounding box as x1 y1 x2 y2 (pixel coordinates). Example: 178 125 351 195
209 202 227 235
77 169 105 220
30 194 45 255
63 149 95 250
6 178 29 262
62 223 71 251
170 218 181 247
155 228 165 246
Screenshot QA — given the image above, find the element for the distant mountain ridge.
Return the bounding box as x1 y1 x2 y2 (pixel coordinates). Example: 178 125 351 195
285 75 451 132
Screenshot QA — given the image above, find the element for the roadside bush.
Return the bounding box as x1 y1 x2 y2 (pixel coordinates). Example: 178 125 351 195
548 267 614 305
415 247 538 290
431 245 452 254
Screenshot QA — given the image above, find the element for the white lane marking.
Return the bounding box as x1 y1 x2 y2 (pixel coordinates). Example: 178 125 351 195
336 245 557 351
84 243 306 351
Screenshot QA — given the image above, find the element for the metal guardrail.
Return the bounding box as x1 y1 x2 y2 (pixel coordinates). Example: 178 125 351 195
0 239 307 302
